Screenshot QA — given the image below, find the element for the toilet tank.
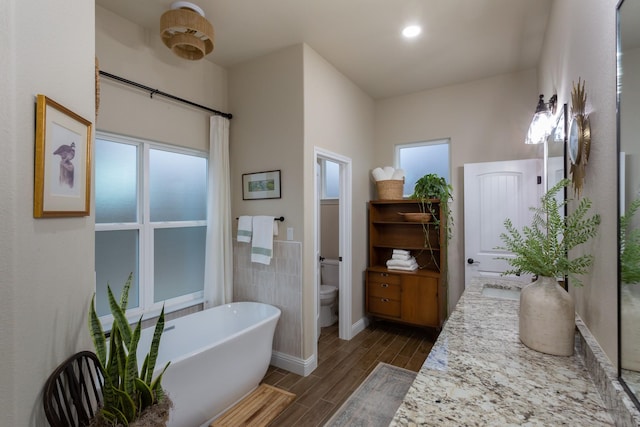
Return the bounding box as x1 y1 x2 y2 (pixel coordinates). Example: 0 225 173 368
320 258 340 286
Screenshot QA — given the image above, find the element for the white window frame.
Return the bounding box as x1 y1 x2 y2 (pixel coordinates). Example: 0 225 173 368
95 131 207 328
395 138 451 197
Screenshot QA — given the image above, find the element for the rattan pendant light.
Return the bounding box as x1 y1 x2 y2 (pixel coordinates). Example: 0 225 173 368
160 2 214 60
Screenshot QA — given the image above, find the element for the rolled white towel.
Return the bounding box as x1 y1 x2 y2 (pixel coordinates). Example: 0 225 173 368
372 167 385 182
393 249 411 256
391 168 405 180
392 253 411 261
383 166 395 180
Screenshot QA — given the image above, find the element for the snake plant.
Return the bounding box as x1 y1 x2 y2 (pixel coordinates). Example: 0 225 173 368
89 273 170 426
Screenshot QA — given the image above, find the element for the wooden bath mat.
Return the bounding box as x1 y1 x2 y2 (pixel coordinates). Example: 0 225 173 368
210 383 296 426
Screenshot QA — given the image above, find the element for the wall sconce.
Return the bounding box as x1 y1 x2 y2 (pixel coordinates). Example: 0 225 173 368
549 102 568 145
160 2 214 61
525 94 558 145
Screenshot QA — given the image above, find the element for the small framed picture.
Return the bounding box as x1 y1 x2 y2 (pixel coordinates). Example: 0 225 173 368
242 170 281 200
34 94 93 217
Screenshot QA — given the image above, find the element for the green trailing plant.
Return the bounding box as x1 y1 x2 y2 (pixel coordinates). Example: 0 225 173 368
410 173 453 270
496 178 600 286
621 197 640 284
89 273 170 426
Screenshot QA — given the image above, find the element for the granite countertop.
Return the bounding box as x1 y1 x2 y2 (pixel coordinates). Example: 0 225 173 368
391 277 615 426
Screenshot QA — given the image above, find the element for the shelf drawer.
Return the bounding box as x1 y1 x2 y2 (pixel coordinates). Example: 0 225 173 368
367 282 401 299
367 271 401 285
368 297 401 318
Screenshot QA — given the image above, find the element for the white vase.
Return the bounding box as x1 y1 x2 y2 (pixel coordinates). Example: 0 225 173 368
519 276 575 356
621 285 640 371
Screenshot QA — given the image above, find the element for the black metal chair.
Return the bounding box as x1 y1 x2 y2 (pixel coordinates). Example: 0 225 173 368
43 351 104 427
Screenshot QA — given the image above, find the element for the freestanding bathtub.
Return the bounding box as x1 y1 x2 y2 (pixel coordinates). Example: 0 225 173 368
136 301 281 427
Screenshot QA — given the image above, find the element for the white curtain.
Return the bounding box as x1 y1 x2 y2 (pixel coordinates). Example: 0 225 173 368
203 115 233 308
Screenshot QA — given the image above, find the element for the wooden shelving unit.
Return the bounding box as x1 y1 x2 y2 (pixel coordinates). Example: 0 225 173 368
365 199 447 328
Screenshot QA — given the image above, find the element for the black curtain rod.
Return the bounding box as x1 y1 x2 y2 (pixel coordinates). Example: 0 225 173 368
236 216 285 222
99 70 233 120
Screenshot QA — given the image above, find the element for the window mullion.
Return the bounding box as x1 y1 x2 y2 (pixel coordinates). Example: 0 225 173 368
141 142 153 313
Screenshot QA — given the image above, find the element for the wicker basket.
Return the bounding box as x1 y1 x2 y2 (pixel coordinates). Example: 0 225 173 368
398 212 432 223
376 179 404 200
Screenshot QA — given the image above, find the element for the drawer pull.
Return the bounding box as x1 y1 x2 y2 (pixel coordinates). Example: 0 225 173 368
380 272 389 277
381 283 389 288
381 298 389 302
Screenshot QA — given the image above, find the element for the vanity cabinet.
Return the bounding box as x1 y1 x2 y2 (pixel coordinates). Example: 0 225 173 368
365 200 447 328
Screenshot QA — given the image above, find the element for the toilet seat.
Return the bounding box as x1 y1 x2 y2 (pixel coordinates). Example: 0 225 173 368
320 285 337 295
320 285 337 305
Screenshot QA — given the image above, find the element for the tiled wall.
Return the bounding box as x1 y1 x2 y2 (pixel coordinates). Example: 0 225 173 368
233 239 303 358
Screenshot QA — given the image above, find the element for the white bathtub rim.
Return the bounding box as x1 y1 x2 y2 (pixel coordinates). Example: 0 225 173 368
149 301 281 373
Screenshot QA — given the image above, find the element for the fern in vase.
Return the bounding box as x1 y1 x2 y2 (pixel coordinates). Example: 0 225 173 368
497 178 600 285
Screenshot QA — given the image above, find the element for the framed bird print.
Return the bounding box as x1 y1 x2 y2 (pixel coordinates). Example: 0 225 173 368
34 94 92 217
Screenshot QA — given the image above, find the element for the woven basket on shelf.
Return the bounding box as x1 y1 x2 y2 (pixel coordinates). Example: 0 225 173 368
376 179 404 200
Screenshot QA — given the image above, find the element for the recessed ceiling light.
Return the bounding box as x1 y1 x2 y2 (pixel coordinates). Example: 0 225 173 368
402 25 422 38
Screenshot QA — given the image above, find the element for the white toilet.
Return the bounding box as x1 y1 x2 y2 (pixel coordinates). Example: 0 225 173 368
320 258 339 327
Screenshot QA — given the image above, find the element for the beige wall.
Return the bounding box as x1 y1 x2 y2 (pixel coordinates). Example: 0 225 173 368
538 0 619 365
0 0 95 424
620 48 640 223
96 6 228 149
320 201 340 259
374 69 541 312
229 43 374 361
302 44 375 357
228 45 305 237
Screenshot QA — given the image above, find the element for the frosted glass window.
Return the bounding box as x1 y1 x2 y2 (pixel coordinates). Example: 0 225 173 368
150 149 207 222
323 160 340 199
95 139 138 224
154 226 206 301
397 140 450 196
95 132 207 324
95 230 139 317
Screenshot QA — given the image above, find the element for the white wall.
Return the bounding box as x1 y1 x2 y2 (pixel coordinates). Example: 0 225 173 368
96 6 228 149
0 0 95 424
538 0 619 364
374 69 541 312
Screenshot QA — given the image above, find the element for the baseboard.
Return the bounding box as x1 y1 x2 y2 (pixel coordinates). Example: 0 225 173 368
270 350 317 377
270 318 368 377
351 316 368 337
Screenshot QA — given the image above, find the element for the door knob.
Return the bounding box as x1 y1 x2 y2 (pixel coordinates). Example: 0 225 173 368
467 258 474 264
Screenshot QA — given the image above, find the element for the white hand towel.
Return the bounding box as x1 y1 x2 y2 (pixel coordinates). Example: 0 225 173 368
387 264 419 271
392 253 411 261
237 216 252 243
273 220 279 237
386 258 418 268
392 249 411 256
251 216 275 265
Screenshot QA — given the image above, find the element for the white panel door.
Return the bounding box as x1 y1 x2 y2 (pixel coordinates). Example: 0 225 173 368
464 159 542 287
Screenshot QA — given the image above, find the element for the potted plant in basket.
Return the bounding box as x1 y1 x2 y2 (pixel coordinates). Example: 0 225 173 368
88 273 172 426
496 178 600 356
409 173 453 269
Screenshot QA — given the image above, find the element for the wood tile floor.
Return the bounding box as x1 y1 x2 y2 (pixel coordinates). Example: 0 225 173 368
261 321 438 426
